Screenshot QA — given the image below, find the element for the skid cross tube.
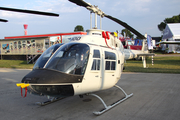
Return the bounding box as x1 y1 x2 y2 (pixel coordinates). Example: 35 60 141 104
89 85 133 115
36 97 66 106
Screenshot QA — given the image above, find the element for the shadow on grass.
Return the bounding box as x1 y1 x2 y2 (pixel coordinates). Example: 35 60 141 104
19 60 28 65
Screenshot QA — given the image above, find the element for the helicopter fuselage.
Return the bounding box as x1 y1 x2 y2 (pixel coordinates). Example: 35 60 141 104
21 29 125 97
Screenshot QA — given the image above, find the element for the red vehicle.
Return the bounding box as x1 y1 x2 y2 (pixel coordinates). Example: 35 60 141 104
120 37 142 50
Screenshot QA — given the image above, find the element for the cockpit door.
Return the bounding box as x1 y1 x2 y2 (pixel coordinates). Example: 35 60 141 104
81 46 102 93
101 49 118 90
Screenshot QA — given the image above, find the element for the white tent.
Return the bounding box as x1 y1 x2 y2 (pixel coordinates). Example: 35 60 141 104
162 23 180 53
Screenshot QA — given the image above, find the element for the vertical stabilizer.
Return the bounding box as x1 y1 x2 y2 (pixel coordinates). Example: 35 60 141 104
141 33 147 52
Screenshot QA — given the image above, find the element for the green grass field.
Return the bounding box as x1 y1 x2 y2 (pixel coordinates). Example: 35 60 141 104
123 56 180 73
0 56 180 73
0 60 34 69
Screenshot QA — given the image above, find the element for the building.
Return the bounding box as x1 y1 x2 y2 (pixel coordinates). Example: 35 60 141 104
0 32 86 60
161 23 180 53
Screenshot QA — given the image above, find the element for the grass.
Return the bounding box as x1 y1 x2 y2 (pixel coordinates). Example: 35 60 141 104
123 56 180 73
0 60 34 69
0 56 180 73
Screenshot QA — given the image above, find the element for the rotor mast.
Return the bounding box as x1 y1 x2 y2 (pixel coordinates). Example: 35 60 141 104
86 3 104 29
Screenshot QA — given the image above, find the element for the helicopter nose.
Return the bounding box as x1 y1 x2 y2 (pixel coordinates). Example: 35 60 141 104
20 68 82 97
30 85 74 97
21 69 83 84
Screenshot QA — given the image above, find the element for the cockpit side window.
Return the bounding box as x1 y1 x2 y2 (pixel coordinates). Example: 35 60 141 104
91 50 101 71
45 43 90 75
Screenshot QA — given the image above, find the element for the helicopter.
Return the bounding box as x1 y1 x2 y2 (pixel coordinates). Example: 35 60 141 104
16 0 154 115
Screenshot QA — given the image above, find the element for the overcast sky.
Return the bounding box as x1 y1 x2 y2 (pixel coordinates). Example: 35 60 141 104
0 0 180 39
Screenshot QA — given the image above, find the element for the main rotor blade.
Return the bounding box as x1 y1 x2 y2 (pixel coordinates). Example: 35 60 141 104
0 18 8 22
0 7 59 17
69 0 146 39
104 14 146 39
68 0 90 7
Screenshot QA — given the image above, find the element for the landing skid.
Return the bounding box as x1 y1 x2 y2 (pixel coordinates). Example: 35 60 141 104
89 85 133 115
35 97 65 106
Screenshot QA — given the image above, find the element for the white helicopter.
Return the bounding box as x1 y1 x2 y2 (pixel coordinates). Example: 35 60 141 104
16 0 154 115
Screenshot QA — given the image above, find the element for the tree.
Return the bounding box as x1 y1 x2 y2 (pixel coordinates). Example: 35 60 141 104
121 28 134 38
165 15 180 23
158 14 180 32
158 22 166 31
74 25 84 32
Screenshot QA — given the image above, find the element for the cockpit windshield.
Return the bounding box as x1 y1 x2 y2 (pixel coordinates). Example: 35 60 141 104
33 43 63 69
45 43 90 75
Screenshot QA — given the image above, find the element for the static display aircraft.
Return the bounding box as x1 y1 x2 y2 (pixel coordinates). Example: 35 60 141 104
16 0 154 115
156 40 180 53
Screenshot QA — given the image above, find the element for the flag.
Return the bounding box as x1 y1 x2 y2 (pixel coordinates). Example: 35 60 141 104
147 35 153 50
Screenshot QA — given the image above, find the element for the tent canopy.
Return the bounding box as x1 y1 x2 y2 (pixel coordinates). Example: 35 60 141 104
162 23 180 40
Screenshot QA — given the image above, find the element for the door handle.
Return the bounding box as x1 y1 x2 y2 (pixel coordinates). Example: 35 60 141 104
95 75 99 77
112 75 114 76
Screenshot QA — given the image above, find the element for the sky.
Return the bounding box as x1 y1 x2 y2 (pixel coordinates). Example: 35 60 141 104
0 0 180 39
